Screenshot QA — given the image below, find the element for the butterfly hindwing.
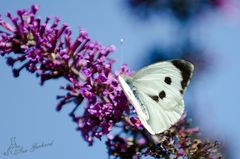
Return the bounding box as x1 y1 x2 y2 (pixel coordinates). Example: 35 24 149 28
137 91 184 133
119 59 194 135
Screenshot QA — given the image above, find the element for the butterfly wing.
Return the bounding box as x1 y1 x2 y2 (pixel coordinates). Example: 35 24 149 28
122 60 194 135
118 75 156 134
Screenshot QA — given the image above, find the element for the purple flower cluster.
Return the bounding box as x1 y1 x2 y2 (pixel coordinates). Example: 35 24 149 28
75 65 132 144
1 5 223 158
106 114 223 159
0 5 91 83
0 5 132 144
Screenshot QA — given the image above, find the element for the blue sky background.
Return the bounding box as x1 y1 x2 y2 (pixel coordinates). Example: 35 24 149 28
0 0 240 158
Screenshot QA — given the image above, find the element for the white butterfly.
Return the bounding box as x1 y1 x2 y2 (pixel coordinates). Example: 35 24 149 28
118 60 194 135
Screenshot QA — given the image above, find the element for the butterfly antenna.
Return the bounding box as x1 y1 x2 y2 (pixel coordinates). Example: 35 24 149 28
119 37 124 66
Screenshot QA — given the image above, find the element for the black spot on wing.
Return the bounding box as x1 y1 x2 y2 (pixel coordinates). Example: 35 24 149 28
149 95 159 102
171 60 193 90
159 91 166 99
180 90 183 94
164 77 172 85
